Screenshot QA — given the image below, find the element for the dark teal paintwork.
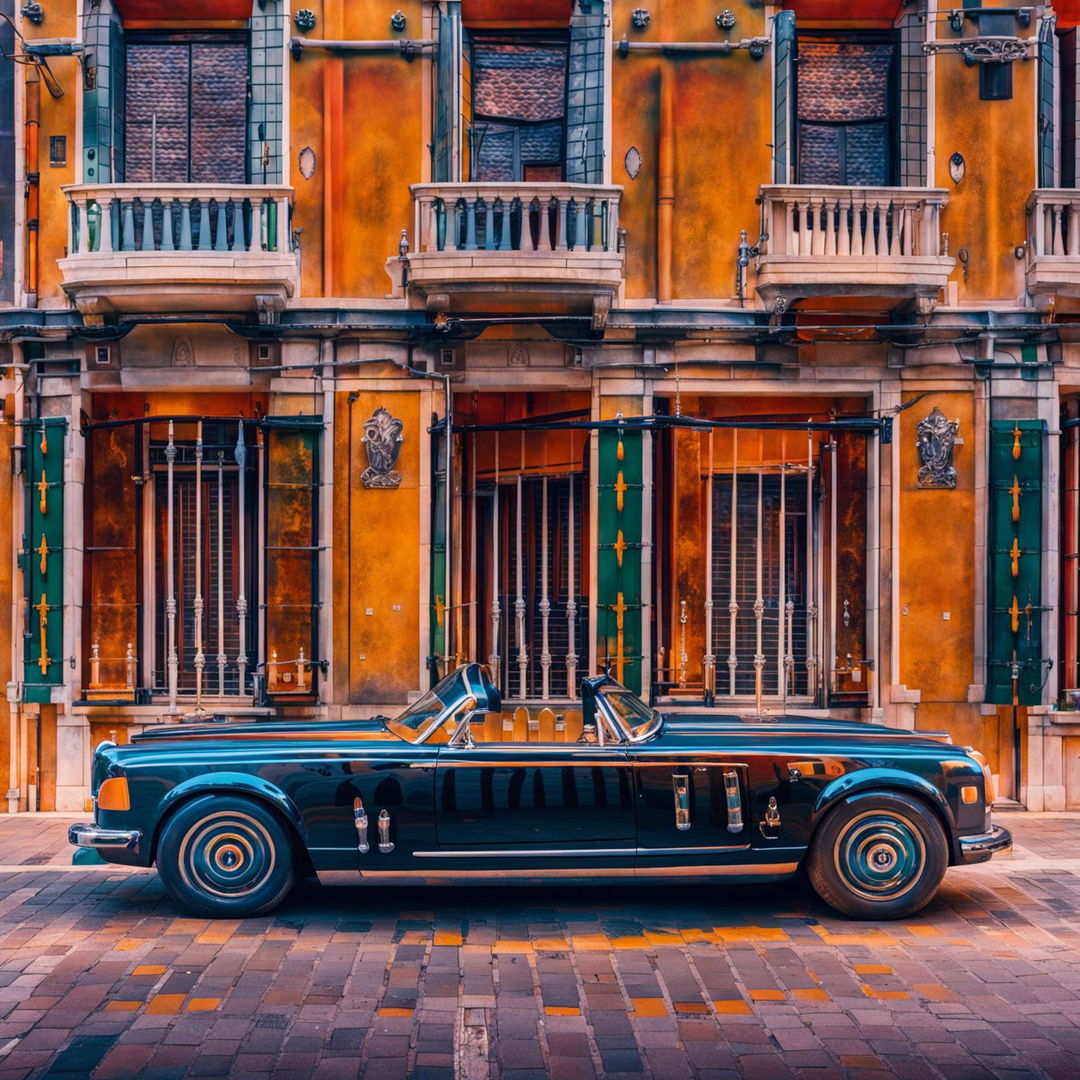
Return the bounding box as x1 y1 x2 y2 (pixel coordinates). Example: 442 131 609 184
77 665 1004 884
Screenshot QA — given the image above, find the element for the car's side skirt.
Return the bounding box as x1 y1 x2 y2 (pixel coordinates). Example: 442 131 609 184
315 862 800 886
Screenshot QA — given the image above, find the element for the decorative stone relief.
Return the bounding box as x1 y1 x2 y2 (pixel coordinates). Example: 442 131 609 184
294 8 316 32
916 407 960 489
172 335 193 367
361 408 404 489
624 146 642 180
508 345 529 368
299 147 316 181
631 8 650 29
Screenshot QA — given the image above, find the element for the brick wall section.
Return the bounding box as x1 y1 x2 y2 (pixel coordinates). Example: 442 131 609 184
797 41 892 123
191 44 247 183
473 42 567 121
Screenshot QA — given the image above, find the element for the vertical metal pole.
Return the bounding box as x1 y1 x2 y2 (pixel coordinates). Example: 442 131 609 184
728 431 739 695
165 421 178 714
678 599 688 687
515 468 528 696
704 429 715 700
216 450 226 695
566 457 578 697
489 433 501 681
193 421 206 715
828 438 838 700
235 422 248 695
754 437 765 717
257 428 266 689
444 380 454 674
469 434 477 662
540 475 551 699
778 437 786 696
806 430 818 701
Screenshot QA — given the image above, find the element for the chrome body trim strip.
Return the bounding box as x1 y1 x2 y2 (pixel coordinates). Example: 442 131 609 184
956 823 1012 865
412 844 755 858
67 823 141 851
315 861 800 886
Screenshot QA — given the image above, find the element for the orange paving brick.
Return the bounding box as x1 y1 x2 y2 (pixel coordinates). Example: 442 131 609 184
712 999 753 1015
861 984 910 1000
114 940 144 952
854 964 893 975
379 1006 415 1017
145 994 186 1015
186 998 220 1011
132 965 166 976
793 988 830 1001
433 932 462 946
629 997 667 1017
544 1006 581 1016
104 1000 140 1011
749 989 786 1001
913 983 957 1002
673 1001 709 1014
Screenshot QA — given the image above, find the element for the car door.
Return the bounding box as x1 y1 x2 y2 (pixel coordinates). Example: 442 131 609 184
434 742 635 848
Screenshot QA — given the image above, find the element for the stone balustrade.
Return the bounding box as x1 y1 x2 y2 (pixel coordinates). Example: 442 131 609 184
1026 190 1080 309
59 183 298 319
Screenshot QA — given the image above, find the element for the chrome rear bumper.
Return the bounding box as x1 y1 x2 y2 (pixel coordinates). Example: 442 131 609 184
957 823 1012 865
67 823 141 852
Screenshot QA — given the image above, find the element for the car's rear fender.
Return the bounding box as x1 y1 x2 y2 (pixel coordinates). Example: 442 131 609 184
150 773 307 862
811 768 956 853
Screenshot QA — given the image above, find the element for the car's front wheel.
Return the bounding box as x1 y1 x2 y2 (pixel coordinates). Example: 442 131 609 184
807 793 948 920
156 795 295 918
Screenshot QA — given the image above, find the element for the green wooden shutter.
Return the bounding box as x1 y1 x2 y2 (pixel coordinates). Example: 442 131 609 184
1039 15 1059 188
22 418 66 703
566 9 606 184
432 3 459 183
986 420 1045 706
82 3 124 183
597 427 643 694
898 4 928 187
773 10 795 184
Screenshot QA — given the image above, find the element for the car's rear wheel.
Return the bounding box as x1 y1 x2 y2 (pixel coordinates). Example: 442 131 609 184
156 795 295 918
807 793 947 920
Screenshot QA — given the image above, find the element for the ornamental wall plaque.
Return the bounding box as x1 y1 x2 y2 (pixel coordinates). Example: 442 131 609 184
361 407 404 489
916 407 960 489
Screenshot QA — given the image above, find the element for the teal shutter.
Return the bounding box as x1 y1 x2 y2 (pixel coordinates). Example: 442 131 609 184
772 10 795 184
566 8 606 184
1039 15 1059 188
898 4 928 186
986 421 1045 706
432 3 460 183
82 2 124 183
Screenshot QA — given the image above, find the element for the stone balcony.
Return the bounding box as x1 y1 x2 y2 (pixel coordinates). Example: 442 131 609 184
391 182 624 327
1025 189 1080 310
58 184 298 322
755 185 953 311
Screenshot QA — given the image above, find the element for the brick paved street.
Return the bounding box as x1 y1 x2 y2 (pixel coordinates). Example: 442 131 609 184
0 815 1078 1079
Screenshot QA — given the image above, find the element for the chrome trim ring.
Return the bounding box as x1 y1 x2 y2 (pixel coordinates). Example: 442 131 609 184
176 811 277 900
833 810 926 902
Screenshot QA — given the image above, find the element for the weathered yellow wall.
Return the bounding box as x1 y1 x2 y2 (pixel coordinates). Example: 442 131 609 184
611 0 771 301
936 41 1034 303
0 401 12 804
334 386 423 704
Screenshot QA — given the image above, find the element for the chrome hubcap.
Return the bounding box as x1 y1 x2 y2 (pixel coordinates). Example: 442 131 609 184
833 810 925 902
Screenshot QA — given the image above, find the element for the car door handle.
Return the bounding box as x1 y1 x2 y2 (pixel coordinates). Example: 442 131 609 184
723 770 744 833
672 774 691 831
378 808 395 854
353 796 370 855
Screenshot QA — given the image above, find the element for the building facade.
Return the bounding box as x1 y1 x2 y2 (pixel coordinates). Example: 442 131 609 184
2 0 1080 811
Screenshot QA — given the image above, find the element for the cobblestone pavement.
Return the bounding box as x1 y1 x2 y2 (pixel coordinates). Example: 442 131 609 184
0 814 1078 1079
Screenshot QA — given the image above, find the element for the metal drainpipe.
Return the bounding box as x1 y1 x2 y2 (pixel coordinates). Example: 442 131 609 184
656 51 674 303
24 65 39 307
7 340 26 812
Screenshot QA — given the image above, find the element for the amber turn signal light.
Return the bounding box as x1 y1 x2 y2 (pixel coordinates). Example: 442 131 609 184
960 785 979 805
96 776 130 812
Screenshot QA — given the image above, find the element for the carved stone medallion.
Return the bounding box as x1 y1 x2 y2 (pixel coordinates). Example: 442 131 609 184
916 407 960 489
361 407 404 489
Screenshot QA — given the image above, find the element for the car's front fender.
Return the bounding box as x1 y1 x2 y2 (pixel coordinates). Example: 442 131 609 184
811 767 955 835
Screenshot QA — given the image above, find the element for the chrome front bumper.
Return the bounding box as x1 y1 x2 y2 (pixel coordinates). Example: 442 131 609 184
68 823 141 852
957 823 1012 865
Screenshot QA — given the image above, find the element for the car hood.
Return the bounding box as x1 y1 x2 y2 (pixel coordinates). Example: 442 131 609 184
129 716 398 744
659 713 954 747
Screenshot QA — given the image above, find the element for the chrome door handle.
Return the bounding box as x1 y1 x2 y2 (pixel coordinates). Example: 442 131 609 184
353 796 370 855
723 770 744 833
672 774 691 831
378 808 395 853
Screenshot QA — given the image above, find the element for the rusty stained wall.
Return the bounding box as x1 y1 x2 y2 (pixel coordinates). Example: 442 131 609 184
611 0 772 302
935 36 1034 303
289 0 425 300
333 387 423 705
896 391 993 756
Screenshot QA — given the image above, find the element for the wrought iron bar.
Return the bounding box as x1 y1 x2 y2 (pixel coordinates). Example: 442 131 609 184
806 431 819 699
703 429 715 698
216 450 226 695
777 445 786 696
540 475 551 699
679 599 688 688
192 421 207 717
235 422 248 694
753 457 765 717
256 428 266 688
489 433 501 680
566 463 578 696
515 472 528 695
165 421 179 714
728 431 739 695
828 437 838 698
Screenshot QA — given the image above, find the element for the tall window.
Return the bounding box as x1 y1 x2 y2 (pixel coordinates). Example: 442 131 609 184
469 35 569 182
796 35 897 186
125 33 248 183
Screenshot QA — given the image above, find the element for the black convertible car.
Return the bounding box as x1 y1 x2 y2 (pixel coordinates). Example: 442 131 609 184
70 664 1010 919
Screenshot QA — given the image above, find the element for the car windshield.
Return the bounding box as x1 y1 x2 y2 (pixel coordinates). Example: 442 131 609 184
601 687 661 741
384 669 473 744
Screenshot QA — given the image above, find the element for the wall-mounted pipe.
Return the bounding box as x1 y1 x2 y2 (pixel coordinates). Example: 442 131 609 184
290 37 434 60
617 37 769 58
24 64 39 306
